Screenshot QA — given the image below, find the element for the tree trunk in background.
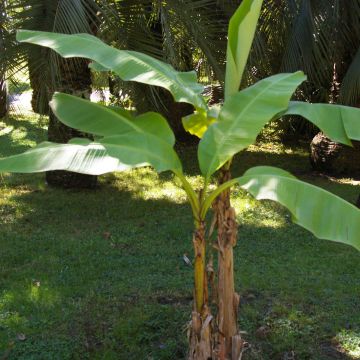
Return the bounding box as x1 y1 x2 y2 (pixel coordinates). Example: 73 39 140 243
132 83 195 142
130 4 195 143
28 55 50 115
206 84 224 106
158 88 195 142
310 62 341 171
310 133 360 175
0 76 7 118
310 132 343 172
45 57 97 189
309 47 360 172
23 0 99 189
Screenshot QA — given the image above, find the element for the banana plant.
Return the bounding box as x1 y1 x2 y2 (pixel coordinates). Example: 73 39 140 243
1 0 360 358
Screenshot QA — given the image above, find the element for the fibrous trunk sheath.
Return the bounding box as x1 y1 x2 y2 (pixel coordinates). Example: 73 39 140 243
214 167 244 360
189 222 213 359
189 167 244 360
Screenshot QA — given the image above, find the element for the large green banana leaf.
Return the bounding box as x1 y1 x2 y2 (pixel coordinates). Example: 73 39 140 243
0 134 182 175
237 166 360 250
282 101 360 145
198 72 306 179
0 142 127 175
16 30 206 109
50 93 175 146
98 134 182 173
225 0 263 98
107 105 136 120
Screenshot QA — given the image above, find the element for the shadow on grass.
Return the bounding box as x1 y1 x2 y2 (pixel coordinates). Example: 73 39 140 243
0 181 194 360
0 172 359 359
237 218 360 359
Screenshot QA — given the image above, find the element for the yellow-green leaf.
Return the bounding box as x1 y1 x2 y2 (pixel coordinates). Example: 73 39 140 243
225 0 263 98
182 108 217 138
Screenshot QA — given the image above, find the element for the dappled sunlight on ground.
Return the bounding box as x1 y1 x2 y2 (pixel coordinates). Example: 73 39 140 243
247 142 309 156
0 285 60 339
232 191 288 229
0 190 34 225
336 330 360 358
1 285 59 311
108 168 204 204
312 173 360 187
0 115 47 158
140 175 204 203
108 167 292 232
9 92 33 117
0 124 14 137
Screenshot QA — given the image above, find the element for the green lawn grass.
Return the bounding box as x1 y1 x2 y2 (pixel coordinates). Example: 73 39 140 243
0 114 359 359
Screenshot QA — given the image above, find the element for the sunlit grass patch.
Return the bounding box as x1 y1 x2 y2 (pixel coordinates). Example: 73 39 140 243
231 187 288 229
108 167 205 204
247 142 309 157
336 330 360 358
0 114 47 160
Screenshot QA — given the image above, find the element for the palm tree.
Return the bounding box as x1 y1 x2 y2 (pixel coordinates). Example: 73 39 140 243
251 1 360 171
4 0 228 140
98 0 229 140
5 0 101 187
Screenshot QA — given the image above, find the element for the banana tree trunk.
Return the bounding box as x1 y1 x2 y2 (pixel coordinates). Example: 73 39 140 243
189 167 244 360
189 221 213 359
214 167 243 360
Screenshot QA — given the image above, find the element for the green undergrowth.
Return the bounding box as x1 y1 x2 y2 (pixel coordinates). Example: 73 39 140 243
0 114 359 359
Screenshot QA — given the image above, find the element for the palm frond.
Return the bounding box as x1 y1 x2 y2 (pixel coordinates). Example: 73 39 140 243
339 46 360 106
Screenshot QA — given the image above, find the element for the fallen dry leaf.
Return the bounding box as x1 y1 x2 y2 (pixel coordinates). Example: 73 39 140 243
16 333 26 341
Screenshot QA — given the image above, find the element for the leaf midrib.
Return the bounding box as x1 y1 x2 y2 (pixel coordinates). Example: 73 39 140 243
238 173 360 246
53 93 142 136
239 174 360 210
101 137 180 171
53 32 204 107
4 139 180 172
205 73 296 178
